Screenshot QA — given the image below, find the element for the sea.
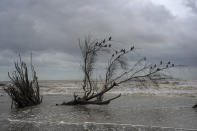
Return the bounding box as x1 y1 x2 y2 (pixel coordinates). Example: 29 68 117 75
0 79 197 131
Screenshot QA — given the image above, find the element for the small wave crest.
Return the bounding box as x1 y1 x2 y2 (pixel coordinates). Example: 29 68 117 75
39 79 197 97
7 119 196 130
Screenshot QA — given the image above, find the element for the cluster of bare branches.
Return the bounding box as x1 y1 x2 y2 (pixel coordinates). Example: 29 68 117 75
3 55 42 108
61 36 176 105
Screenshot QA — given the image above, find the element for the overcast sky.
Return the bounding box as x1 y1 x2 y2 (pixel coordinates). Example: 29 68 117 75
0 0 197 80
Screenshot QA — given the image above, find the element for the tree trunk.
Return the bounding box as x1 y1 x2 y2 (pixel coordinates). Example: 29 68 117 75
60 94 121 105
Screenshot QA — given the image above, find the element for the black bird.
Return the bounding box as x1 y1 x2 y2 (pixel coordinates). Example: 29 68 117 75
130 46 134 51
108 44 111 47
172 64 174 67
95 42 98 46
103 39 105 43
160 61 162 65
112 54 114 57
166 65 168 68
154 64 157 68
109 36 112 41
115 51 118 54
168 61 171 64
113 82 118 86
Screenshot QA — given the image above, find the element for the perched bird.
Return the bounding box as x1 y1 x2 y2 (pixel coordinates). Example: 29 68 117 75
166 65 168 68
112 54 114 57
108 44 111 47
115 51 118 54
130 46 134 51
160 61 162 65
113 82 118 86
95 42 98 46
150 66 152 69
157 68 160 71
144 57 146 61
123 49 126 53
168 61 171 64
154 64 157 68
172 64 174 67
109 36 112 41
103 39 105 43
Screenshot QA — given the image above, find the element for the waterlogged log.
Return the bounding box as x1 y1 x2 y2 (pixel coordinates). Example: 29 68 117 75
60 94 121 105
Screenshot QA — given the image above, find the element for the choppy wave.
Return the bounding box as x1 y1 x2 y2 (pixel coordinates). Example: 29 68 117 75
1 95 196 130
39 79 197 96
6 119 196 131
1 79 197 96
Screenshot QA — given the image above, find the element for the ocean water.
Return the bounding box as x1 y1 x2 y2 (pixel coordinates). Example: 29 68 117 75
37 79 197 96
0 79 197 130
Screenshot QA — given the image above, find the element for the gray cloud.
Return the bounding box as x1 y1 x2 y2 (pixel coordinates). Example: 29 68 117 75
0 0 197 80
185 0 197 14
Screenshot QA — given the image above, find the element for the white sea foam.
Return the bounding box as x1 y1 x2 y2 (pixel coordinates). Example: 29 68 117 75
38 79 197 96
7 119 194 130
1 79 196 96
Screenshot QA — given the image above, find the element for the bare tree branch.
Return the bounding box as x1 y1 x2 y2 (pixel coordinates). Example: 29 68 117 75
60 36 175 105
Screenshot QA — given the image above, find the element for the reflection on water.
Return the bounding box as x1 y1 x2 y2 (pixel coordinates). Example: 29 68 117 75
0 95 197 130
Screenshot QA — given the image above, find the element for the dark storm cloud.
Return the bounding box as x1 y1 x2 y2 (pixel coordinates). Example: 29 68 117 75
185 0 197 14
0 0 197 80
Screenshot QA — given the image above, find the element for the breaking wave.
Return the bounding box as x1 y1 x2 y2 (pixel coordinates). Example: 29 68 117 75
6 119 196 131
1 79 197 96
39 79 197 96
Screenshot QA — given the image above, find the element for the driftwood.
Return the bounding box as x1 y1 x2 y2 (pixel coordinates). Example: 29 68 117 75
3 54 42 108
62 94 121 105
60 36 175 105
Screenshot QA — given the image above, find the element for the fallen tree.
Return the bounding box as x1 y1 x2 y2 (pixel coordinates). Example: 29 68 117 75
3 54 42 108
60 36 175 105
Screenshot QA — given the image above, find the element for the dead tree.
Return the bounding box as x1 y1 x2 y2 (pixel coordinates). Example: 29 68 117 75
61 36 175 105
3 54 42 108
